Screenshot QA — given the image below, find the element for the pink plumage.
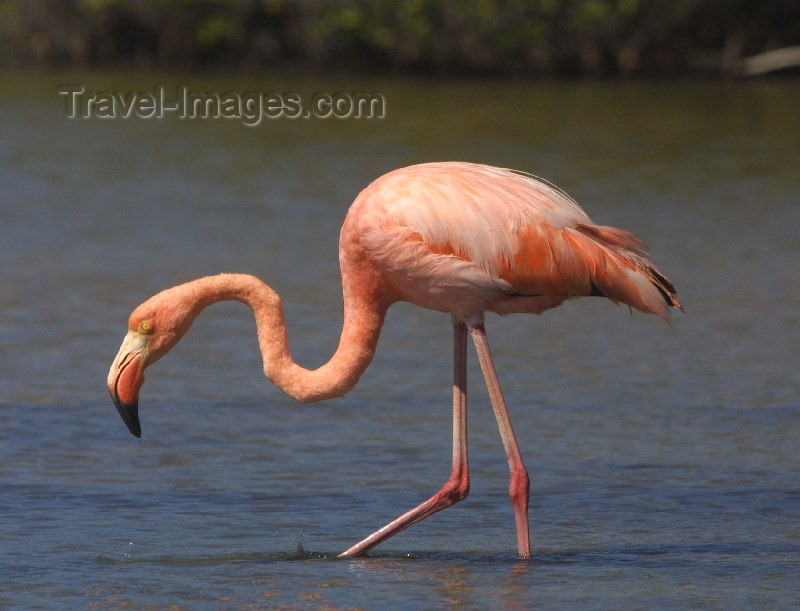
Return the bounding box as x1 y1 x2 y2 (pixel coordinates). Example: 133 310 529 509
108 161 680 559
350 161 680 319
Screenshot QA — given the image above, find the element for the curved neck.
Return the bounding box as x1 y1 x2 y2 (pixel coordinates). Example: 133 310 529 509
182 273 388 403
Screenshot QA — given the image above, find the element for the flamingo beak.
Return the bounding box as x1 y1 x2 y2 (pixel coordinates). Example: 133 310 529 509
107 331 147 438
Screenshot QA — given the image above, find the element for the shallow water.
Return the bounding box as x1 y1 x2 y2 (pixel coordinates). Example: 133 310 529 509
1 72 799 608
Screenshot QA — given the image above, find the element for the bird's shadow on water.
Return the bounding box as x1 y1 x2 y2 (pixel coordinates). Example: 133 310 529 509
96 541 797 569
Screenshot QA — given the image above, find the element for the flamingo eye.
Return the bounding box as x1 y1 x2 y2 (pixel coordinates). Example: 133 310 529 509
137 320 155 335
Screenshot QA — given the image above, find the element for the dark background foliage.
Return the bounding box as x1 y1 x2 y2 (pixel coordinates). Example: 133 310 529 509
2 1 799 77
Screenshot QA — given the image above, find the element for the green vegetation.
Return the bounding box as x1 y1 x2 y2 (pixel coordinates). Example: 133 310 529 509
2 1 798 76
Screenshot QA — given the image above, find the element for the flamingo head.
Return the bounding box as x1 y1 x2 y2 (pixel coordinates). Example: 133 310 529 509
107 291 195 437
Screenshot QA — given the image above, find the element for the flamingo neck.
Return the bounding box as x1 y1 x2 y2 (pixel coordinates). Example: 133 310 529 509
182 273 387 403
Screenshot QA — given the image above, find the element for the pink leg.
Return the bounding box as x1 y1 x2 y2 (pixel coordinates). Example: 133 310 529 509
469 322 531 559
338 320 470 557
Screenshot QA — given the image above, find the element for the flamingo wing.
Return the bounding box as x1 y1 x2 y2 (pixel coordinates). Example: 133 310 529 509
350 162 680 320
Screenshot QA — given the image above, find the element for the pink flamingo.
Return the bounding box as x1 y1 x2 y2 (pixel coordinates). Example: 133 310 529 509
108 162 681 559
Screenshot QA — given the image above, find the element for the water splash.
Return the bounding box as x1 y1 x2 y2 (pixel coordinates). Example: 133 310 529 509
295 532 307 558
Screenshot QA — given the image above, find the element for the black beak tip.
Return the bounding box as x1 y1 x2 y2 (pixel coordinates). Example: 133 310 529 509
129 418 142 439
110 390 142 438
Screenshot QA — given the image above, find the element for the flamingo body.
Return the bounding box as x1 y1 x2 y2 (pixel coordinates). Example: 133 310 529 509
346 162 677 319
108 162 680 558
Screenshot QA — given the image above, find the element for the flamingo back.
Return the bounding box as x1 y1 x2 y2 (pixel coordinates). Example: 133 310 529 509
346 162 679 320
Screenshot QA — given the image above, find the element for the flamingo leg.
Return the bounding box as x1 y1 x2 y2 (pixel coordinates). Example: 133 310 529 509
338 319 470 557
469 322 531 559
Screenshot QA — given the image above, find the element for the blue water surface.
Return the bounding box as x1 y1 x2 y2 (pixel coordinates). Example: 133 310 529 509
1 74 798 608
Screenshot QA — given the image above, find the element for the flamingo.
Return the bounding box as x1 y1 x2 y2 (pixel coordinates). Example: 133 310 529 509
108 161 681 559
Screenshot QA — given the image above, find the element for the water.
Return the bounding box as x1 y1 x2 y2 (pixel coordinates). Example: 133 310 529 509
1 72 799 608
